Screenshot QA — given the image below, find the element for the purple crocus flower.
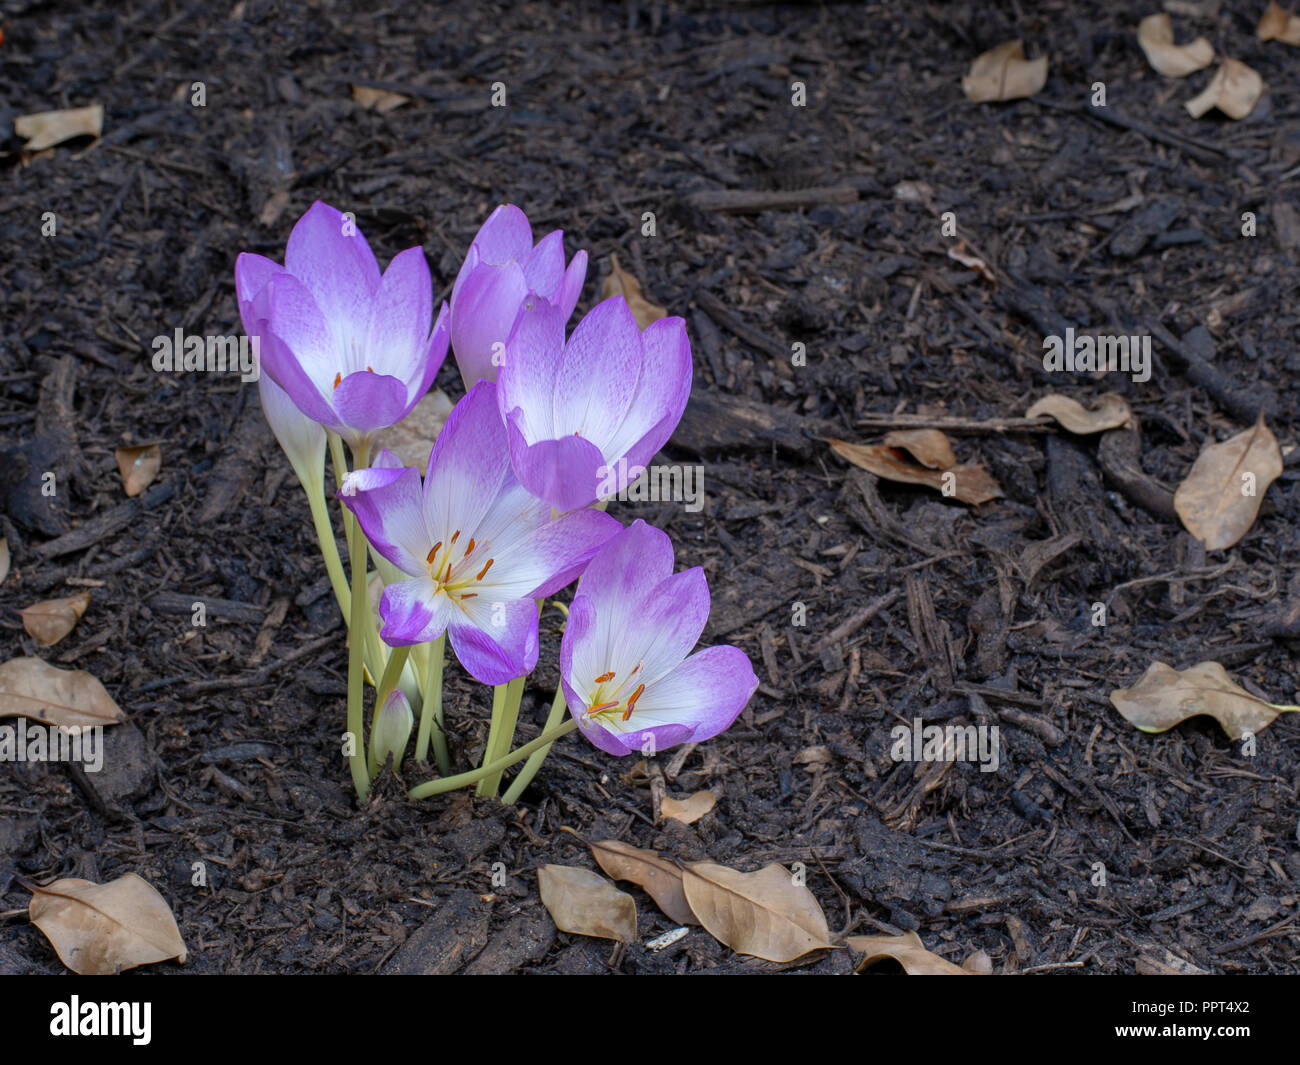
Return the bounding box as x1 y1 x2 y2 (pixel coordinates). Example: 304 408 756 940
337 380 621 686
560 520 757 756
449 204 587 389
235 201 449 451
496 296 692 513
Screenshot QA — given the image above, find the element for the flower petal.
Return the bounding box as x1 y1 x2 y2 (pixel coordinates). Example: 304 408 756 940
284 201 380 354
602 315 692 466
628 644 757 743
331 369 412 437
552 296 641 443
506 422 608 514
556 250 588 319
264 272 343 392
235 252 281 339
450 260 529 387
521 229 565 295
363 246 434 392
497 296 566 441
379 579 454 646
422 380 513 542
483 506 622 600
258 328 339 429
448 596 539 685
471 204 534 265
337 463 428 574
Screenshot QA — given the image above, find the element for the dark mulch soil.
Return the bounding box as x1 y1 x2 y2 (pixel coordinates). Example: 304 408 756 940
2 0 1299 975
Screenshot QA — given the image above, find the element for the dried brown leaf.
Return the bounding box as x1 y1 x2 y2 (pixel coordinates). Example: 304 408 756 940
115 444 161 497
1258 1 1300 44
1110 660 1300 741
828 439 1002 505
20 591 92 647
600 254 667 330
1173 415 1281 550
350 84 411 113
1137 13 1215 76
1026 393 1132 434
946 241 996 284
28 874 187 975
14 104 104 152
681 861 833 962
961 40 1048 103
537 864 636 942
846 931 970 974
881 429 958 469
1185 58 1264 120
0 656 124 728
0 538 9 586
661 789 716 825
587 839 697 925
374 389 454 474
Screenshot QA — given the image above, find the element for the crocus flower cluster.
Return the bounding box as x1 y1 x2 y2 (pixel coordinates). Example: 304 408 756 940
238 200 756 802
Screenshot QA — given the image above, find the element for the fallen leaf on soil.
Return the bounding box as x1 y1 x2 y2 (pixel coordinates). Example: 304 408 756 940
680 861 833 962
537 864 636 942
587 839 697 925
600 254 666 330
0 657 124 728
1257 1 1300 44
963 948 994 974
351 84 411 113
661 790 716 824
28 874 188 975
14 104 104 152
882 429 958 469
946 240 996 284
20 591 92 647
1110 660 1300 740
961 40 1048 103
1026 393 1132 434
0 538 9 586
1185 58 1264 120
1173 415 1281 550
375 389 454 474
1137 13 1214 76
115 444 161 497
828 438 1002 505
846 930 970 974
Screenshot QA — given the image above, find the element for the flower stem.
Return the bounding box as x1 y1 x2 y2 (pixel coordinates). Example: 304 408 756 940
409 719 579 800
501 681 568 805
344 440 373 801
305 475 351 620
479 674 525 799
476 682 509 797
417 634 450 774
368 644 410 777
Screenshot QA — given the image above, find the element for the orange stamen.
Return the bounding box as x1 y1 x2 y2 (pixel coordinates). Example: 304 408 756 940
622 683 646 721
476 558 494 581
333 372 342 389
465 538 476 556
595 671 615 684
585 700 619 719
426 542 442 564
450 530 460 544
459 593 477 600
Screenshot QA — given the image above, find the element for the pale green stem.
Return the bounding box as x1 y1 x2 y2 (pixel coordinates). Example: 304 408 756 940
304 474 350 620
327 430 387 686
479 674 525 799
345 440 373 801
417 634 450 774
501 681 568 805
409 719 579 800
476 682 509 797
368 645 411 777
